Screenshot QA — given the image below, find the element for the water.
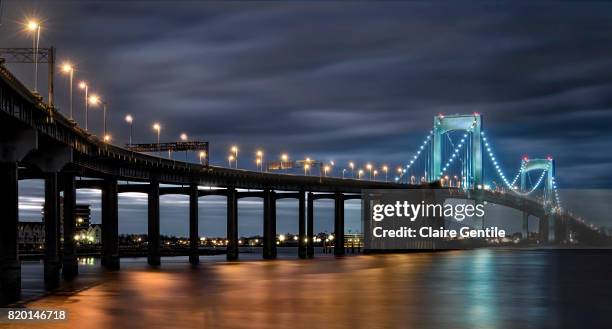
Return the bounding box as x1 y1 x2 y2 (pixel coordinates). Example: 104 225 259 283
6 249 612 329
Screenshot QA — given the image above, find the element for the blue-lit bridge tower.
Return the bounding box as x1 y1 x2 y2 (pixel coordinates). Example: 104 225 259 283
430 114 482 189
520 157 556 241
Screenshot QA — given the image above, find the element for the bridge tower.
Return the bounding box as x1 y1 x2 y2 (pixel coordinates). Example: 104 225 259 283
430 114 482 189
520 157 556 242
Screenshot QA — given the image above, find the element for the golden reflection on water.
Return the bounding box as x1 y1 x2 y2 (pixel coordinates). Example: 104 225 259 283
5 250 564 329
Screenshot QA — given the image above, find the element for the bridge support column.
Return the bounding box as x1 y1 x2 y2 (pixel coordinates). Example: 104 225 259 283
307 193 314 258
334 192 345 256
263 190 277 259
298 191 306 259
44 173 60 289
226 188 239 261
539 215 549 244
102 178 119 270
522 213 529 240
62 174 78 278
148 180 161 266
189 184 199 265
0 162 21 304
548 216 556 243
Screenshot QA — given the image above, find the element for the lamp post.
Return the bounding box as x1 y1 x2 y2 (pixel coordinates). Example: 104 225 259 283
349 162 355 178
228 155 234 168
373 170 379 181
342 168 346 179
358 169 364 180
153 123 161 144
153 123 161 157
26 20 41 92
281 153 288 170
231 146 238 169
79 82 89 130
199 151 207 165
61 62 74 119
180 133 188 161
323 165 330 177
256 150 263 171
382 165 388 182
366 163 373 181
88 94 107 138
304 163 310 176
125 115 133 145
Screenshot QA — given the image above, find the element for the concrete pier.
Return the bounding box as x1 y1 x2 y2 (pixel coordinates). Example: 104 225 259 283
44 172 60 289
226 187 239 261
0 162 20 304
189 184 199 265
62 174 78 278
148 180 161 266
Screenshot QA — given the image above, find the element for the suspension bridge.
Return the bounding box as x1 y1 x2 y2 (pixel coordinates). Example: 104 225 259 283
0 57 607 304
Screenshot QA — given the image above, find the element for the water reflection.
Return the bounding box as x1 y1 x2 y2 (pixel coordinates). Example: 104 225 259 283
7 250 612 329
78 257 97 266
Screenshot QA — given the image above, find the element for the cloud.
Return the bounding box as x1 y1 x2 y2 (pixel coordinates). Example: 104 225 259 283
4 1 612 232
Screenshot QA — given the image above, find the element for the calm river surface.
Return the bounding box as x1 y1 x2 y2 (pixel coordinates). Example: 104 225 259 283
6 249 612 329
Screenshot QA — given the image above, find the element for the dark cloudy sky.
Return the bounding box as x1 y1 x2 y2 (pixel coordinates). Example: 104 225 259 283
2 1 611 235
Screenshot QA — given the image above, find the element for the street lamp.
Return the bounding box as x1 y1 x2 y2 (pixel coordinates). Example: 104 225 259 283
199 151 207 165
125 115 134 145
342 168 347 179
152 123 161 144
382 165 388 182
349 162 355 178
231 146 238 168
358 169 364 180
228 154 235 168
323 165 330 177
79 82 89 130
281 153 288 170
104 134 111 143
25 20 41 92
61 62 74 119
180 133 188 141
366 163 373 180
88 94 108 138
373 170 379 181
304 163 310 176
256 150 263 171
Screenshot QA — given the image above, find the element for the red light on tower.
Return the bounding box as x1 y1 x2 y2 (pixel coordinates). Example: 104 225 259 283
439 113 444 118
546 155 553 160
523 155 529 161
473 112 480 116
